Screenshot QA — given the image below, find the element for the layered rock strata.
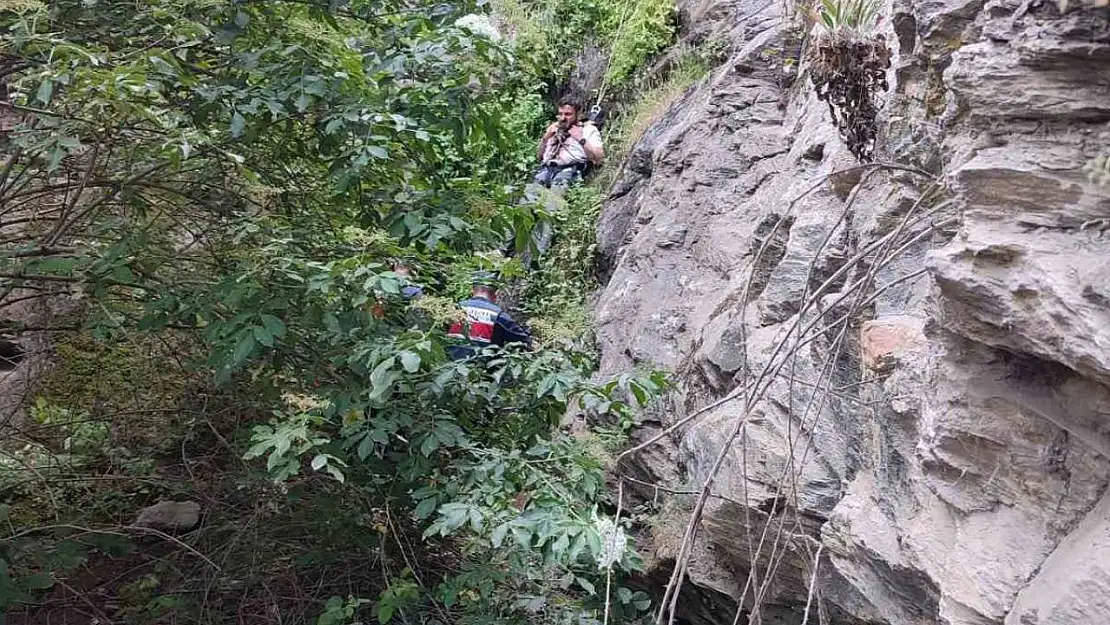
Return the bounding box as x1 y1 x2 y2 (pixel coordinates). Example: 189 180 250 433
595 0 1110 623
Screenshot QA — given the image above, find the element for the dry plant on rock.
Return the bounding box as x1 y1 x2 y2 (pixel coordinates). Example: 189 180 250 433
805 0 891 161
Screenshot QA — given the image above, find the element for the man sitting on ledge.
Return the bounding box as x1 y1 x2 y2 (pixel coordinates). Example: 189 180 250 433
533 97 604 190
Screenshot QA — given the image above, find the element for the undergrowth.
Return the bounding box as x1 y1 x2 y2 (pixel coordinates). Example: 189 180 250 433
0 0 680 621
493 0 677 95
0 0 710 617
522 186 604 351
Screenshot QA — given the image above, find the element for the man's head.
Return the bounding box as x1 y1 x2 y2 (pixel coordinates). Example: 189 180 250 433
556 97 581 129
470 270 499 301
472 284 497 301
392 261 413 277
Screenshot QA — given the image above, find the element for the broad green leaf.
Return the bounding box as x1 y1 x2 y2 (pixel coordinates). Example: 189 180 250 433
377 602 394 624
230 112 246 137
551 531 569 555
400 351 420 373
30 257 77 275
294 93 311 112
490 522 508 547
260 314 286 338
36 78 53 104
231 332 256 365
419 434 437 457
414 497 438 520
253 325 274 347
22 573 54 590
357 433 375 460
110 264 133 284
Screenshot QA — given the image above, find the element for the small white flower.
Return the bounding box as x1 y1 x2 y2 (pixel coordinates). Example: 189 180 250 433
594 514 627 569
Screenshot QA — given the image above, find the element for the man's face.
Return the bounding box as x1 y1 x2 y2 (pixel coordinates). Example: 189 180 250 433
556 105 577 128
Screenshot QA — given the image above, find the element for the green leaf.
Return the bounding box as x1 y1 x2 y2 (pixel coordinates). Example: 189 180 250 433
22 573 54 590
551 531 569 555
440 503 468 531
400 351 420 373
311 454 328 471
630 382 648 406
294 93 311 112
377 602 394 624
357 433 375 460
260 314 286 337
414 497 438 520
30 257 77 275
491 523 508 547
230 112 246 137
370 357 396 387
231 332 256 365
253 325 274 347
576 576 596 595
36 78 53 104
419 434 437 457
111 264 134 283
536 373 557 398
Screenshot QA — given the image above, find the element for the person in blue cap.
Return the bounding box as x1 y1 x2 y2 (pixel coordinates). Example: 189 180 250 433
446 271 532 360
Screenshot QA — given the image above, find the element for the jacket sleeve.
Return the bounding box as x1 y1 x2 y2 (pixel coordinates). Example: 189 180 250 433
496 313 533 348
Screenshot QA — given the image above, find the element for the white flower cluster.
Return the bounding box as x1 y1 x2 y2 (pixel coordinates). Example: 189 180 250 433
453 14 501 41
594 514 627 570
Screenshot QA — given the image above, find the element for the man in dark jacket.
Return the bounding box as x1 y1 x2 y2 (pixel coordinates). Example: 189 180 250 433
446 272 531 360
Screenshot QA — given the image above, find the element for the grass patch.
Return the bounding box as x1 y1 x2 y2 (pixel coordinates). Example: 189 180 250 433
522 186 604 353
491 0 678 93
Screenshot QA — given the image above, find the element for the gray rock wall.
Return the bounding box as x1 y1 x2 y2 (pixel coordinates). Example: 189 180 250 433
594 1 1110 623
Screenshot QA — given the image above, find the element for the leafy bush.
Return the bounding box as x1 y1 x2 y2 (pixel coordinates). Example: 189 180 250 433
604 0 679 86
495 0 677 95
0 0 669 621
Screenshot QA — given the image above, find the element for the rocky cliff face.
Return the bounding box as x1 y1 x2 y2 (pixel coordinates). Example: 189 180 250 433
593 0 1110 623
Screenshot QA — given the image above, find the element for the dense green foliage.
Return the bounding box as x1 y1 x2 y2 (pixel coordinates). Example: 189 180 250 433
0 0 674 621
496 0 676 93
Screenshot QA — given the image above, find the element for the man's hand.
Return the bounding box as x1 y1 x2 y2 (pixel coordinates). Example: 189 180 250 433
543 122 559 138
